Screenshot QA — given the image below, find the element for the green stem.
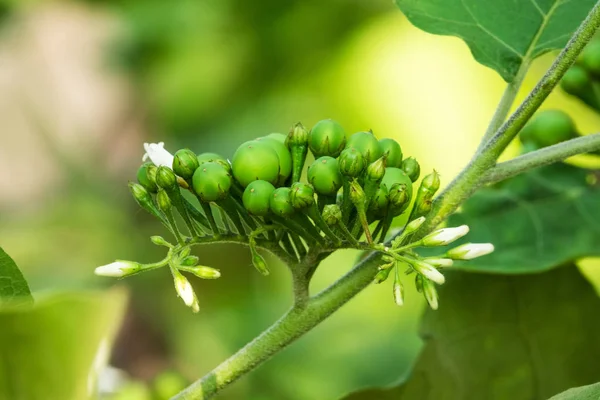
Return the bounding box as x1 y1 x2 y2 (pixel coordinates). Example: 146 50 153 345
199 201 221 237
481 133 600 184
306 203 342 245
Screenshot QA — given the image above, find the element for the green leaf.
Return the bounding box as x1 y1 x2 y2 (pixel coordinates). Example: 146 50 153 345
549 382 600 400
0 247 33 306
395 0 595 82
0 288 128 400
342 266 600 400
425 163 600 274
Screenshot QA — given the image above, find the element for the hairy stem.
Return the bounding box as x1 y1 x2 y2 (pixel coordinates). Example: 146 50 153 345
481 133 600 184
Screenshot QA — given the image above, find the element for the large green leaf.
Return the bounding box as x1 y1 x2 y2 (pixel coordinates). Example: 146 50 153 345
343 266 600 400
0 247 32 306
395 0 595 82
424 163 600 274
549 382 600 399
0 288 128 400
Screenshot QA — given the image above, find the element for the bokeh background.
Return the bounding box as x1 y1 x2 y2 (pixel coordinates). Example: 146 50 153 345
1 1 600 399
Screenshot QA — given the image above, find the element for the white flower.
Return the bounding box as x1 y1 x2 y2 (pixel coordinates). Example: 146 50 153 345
447 243 495 260
414 261 446 285
94 261 139 277
425 258 454 267
142 142 174 168
423 281 439 310
393 280 404 306
422 225 469 246
173 271 200 312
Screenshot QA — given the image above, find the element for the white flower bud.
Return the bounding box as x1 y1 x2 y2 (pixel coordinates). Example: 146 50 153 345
142 142 174 168
393 269 404 306
447 243 495 260
425 258 454 268
423 280 439 310
173 270 199 312
94 260 140 277
421 225 469 246
414 260 445 285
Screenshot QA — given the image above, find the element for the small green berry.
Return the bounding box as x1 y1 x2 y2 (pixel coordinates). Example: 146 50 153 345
308 119 347 158
192 162 232 202
401 157 420 182
232 141 280 187
338 147 367 177
561 65 592 95
137 162 158 193
322 204 342 226
307 156 343 195
242 180 276 216
346 131 383 163
256 136 292 186
366 155 387 182
269 187 295 217
378 138 403 168
581 40 600 76
290 182 315 209
266 132 287 143
173 149 199 180
368 185 389 218
520 110 577 148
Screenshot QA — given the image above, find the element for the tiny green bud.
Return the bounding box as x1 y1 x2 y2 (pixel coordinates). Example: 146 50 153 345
187 265 221 279
338 148 367 177
379 138 403 168
130 182 152 205
269 187 295 217
308 119 347 158
374 267 392 284
173 149 200 180
348 180 366 205
401 157 420 182
415 274 424 293
366 155 387 182
422 170 440 193
286 122 309 146
290 182 315 209
322 204 342 226
399 216 426 241
150 236 171 247
252 252 270 276
346 130 383 163
368 185 389 218
388 183 410 215
156 166 178 190
381 255 395 263
307 156 343 195
179 247 191 259
180 255 199 267
192 162 232 202
137 162 158 193
243 180 276 216
156 189 172 212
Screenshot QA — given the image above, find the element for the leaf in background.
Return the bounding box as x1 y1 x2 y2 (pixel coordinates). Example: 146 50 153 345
0 288 128 400
549 382 600 399
395 0 595 82
422 164 600 274
0 246 33 306
342 266 600 400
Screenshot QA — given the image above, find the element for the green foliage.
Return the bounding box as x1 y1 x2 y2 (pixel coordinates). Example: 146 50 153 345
549 382 600 400
395 0 596 81
343 265 600 400
0 288 127 400
0 247 32 307
426 163 600 274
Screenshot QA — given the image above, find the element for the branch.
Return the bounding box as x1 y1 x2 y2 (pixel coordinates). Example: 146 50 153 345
481 134 600 185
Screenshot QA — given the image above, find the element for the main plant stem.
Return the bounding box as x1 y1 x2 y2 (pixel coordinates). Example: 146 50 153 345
175 3 600 399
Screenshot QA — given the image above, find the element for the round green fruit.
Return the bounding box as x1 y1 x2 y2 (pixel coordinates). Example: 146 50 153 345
307 156 343 195
266 132 287 143
378 138 403 168
232 141 280 187
308 119 346 158
269 187 295 217
242 180 276 216
197 152 231 173
290 182 315 209
256 136 292 185
561 65 591 95
192 162 232 202
346 131 383 163
338 147 367 177
401 157 420 182
137 162 158 193
581 40 600 76
520 110 576 148
381 167 413 204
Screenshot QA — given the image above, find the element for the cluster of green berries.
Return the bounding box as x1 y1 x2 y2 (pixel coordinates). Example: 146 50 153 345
561 36 600 111
97 120 494 311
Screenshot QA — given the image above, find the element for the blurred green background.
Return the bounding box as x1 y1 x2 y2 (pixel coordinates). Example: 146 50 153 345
1 1 600 399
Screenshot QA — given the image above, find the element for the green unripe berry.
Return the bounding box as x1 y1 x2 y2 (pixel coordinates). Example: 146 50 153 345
137 162 158 193
366 155 387 182
401 157 420 182
173 149 199 180
192 162 232 202
581 40 600 76
378 138 403 168
242 180 276 216
232 140 280 187
256 136 292 186
381 167 413 191
308 119 347 158
561 65 592 95
368 185 389 218
374 267 392 284
267 132 287 143
307 156 343 195
322 204 342 226
290 182 315 209
156 166 178 190
346 131 383 163
520 110 577 148
269 187 295 217
156 189 172 212
338 148 367 177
